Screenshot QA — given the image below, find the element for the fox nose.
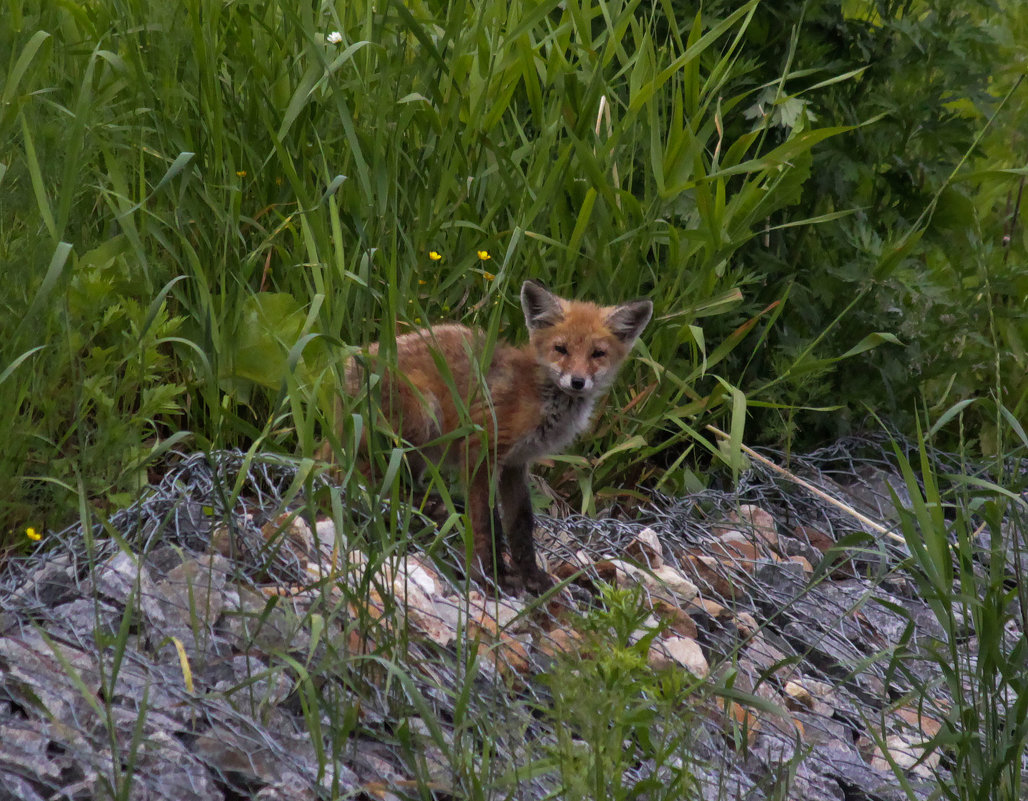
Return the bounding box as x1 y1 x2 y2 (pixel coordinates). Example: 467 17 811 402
570 376 585 391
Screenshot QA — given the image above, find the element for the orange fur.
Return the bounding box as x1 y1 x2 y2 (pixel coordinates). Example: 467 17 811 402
339 280 652 593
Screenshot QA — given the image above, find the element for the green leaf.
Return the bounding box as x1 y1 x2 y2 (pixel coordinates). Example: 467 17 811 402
629 32 655 110
226 293 309 390
1 29 51 125
595 435 648 465
837 332 902 360
16 241 72 342
0 346 46 387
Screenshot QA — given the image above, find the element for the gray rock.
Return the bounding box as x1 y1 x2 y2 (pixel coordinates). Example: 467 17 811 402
739 630 792 677
754 559 809 600
0 631 101 729
138 554 236 668
52 598 123 639
793 710 858 747
127 731 221 801
781 620 866 676
745 729 801 773
0 720 63 784
0 613 18 636
746 732 849 801
830 466 914 525
141 554 229 632
0 772 47 801
219 586 310 654
351 738 416 785
779 534 827 570
193 725 286 785
693 761 761 801
0 444 1006 801
313 763 362 798
104 658 199 726
211 655 294 713
810 743 909 801
790 769 846 801
108 706 187 744
253 771 320 801
400 715 455 789
92 550 152 607
21 553 83 607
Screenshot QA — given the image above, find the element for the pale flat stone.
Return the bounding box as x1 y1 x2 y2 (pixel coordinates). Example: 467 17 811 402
649 636 709 678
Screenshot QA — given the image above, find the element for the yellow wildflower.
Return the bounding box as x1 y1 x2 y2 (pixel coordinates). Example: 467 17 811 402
429 250 443 261
235 170 247 178
483 271 495 281
26 527 41 541
477 250 491 260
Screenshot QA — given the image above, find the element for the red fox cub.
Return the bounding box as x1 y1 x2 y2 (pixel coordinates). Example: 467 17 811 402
347 280 652 594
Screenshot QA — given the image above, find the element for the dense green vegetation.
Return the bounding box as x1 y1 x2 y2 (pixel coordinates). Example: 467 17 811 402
2 0 1025 537
3 1 1028 798
714 0 1028 445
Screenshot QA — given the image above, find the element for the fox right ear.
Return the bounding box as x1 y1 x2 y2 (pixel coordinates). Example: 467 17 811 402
521 279 565 330
606 299 653 344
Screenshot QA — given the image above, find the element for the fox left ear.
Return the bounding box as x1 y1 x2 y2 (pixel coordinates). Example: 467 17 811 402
606 299 653 344
521 279 565 330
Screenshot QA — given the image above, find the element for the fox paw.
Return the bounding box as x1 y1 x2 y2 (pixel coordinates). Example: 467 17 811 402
520 568 555 596
469 558 516 594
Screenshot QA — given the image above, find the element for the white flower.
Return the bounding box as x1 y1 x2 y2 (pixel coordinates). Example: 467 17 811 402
327 31 343 44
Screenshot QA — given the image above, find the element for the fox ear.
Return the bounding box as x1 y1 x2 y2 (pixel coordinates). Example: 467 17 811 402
606 299 653 344
521 280 565 330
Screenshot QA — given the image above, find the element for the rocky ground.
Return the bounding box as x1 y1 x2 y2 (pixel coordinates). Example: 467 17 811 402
1 439 1025 800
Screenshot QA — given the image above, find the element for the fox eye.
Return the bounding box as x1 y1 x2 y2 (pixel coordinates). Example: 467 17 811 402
553 344 568 355
591 348 606 359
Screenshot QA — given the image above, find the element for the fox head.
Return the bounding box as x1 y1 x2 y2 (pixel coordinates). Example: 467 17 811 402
521 279 652 397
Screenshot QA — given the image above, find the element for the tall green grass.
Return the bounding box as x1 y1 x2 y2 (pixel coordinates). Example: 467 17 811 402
1 0 870 540
885 405 1028 801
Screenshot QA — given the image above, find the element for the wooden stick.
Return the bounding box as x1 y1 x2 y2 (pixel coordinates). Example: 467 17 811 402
705 425 907 545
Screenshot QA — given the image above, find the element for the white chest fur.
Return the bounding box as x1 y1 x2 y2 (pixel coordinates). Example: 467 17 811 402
504 388 596 467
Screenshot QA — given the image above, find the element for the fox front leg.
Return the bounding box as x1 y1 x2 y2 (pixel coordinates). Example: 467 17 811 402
498 463 554 594
467 466 515 590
